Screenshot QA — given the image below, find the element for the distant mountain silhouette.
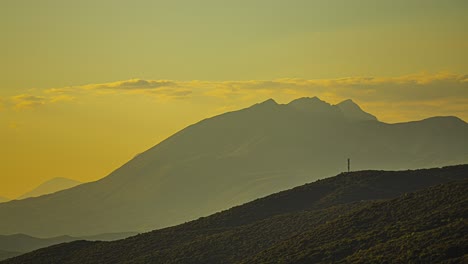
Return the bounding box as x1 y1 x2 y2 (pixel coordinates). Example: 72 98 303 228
2 165 467 263
17 178 82 200
0 232 136 261
336 99 377 121
0 97 466 237
0 197 9 204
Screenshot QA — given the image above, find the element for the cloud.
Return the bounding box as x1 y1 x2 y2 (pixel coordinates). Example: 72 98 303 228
8 121 21 130
44 88 74 94
173 73 467 109
49 95 75 103
5 72 468 122
11 95 47 110
9 94 75 110
125 87 193 100
81 79 176 91
43 79 183 100
313 72 468 102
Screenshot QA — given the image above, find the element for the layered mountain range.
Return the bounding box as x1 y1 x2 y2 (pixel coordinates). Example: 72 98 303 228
0 97 466 237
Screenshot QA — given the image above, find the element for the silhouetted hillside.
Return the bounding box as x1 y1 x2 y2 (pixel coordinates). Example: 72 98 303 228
0 198 9 204
0 251 20 262
245 180 468 263
0 97 467 237
3 165 467 263
0 232 136 254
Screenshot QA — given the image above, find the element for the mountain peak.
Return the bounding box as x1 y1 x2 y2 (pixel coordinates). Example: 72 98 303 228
287 97 337 114
18 177 82 200
336 99 377 121
423 116 465 123
261 98 277 105
248 99 279 112
286 97 379 121
253 98 278 106
288 96 325 105
337 99 356 105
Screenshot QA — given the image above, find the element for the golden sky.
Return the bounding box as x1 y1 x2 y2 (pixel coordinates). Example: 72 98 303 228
1 0 467 198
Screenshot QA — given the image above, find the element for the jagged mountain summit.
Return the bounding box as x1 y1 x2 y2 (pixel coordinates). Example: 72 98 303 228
17 178 82 200
0 97 466 237
288 97 377 121
336 99 378 121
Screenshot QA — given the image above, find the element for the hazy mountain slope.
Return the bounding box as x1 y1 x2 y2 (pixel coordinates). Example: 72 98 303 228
0 198 9 204
0 232 136 254
0 234 75 254
336 99 377 121
3 165 467 264
0 251 21 262
17 178 81 200
0 98 467 237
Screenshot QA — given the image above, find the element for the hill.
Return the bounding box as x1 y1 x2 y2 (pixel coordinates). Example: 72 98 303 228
0 232 136 254
245 179 468 263
3 165 467 263
0 97 467 237
17 178 82 200
0 198 9 204
0 251 20 262
0 232 136 261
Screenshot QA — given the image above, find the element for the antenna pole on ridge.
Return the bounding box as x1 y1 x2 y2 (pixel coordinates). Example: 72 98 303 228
347 158 350 173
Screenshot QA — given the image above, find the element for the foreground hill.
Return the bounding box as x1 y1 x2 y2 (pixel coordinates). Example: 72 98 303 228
0 251 19 262
244 179 468 264
17 178 82 200
0 97 467 237
3 165 467 263
0 232 136 261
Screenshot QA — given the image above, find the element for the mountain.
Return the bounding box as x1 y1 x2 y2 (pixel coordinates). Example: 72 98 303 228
17 177 82 200
2 165 467 263
0 234 75 255
0 251 20 262
0 197 9 204
0 97 467 237
0 232 136 255
336 99 377 121
246 179 468 263
79 232 138 242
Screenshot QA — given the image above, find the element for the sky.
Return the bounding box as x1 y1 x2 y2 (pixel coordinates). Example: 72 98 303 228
0 0 467 198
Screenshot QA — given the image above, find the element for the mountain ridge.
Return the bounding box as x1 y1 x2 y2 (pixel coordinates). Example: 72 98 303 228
0 97 466 237
0 232 137 256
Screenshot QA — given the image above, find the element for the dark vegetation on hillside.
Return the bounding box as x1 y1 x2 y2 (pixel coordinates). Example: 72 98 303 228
245 180 468 263
0 251 20 262
3 165 467 263
0 232 137 261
